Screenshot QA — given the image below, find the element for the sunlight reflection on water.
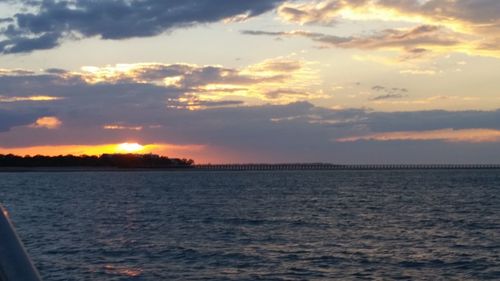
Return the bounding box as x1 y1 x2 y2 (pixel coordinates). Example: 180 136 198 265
103 265 143 277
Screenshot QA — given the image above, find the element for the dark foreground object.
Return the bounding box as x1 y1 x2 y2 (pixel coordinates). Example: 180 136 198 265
0 206 42 281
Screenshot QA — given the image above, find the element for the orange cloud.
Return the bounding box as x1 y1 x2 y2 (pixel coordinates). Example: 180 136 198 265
31 117 62 129
337 128 500 143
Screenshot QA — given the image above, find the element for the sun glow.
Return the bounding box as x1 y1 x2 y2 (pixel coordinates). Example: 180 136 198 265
0 143 206 159
117 143 145 153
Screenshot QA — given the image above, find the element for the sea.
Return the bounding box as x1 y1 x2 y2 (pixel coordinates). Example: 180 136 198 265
0 170 499 280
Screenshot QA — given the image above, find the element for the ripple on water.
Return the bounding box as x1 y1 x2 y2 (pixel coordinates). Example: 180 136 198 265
0 170 498 280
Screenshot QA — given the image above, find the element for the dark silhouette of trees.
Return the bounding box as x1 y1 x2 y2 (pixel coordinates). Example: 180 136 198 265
0 154 194 169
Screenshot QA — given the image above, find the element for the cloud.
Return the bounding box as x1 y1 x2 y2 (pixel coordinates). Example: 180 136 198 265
74 57 322 106
0 69 35 75
370 95 479 106
242 25 466 58
370 93 405 101
0 109 42 132
3 99 500 163
337 128 500 143
376 0 500 34
371 85 407 93
277 0 358 25
400 69 438 75
103 125 143 131
0 0 286 53
273 0 500 57
0 95 62 102
30 116 62 129
368 85 408 100
0 57 319 112
0 31 61 53
1 62 500 163
278 0 500 34
0 18 13 24
0 57 322 134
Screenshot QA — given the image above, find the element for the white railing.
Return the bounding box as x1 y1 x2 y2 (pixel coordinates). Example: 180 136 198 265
0 206 42 281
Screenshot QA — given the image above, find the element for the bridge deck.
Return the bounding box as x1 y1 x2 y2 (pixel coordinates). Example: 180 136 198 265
194 164 500 171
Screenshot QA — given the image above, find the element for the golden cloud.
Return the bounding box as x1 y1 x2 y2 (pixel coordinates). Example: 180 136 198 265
74 57 323 107
276 0 500 58
30 117 62 129
0 96 63 103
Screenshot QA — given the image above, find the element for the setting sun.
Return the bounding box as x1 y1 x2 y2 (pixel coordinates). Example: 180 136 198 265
117 143 144 153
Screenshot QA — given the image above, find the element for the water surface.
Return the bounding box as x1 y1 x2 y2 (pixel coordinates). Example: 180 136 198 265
0 170 499 280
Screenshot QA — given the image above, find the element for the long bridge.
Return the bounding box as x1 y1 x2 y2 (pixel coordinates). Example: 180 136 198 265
194 164 500 171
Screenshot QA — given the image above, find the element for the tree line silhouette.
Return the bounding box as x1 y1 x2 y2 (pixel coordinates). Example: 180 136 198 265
0 154 194 169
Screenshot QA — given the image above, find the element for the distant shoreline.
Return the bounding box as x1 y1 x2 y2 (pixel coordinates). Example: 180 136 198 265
0 167 193 173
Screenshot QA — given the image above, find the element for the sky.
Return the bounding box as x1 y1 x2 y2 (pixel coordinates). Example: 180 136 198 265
0 0 499 164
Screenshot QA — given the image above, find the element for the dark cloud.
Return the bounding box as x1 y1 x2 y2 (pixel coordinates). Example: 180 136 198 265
0 0 286 53
264 89 310 100
0 18 13 23
242 29 351 45
1 31 61 53
371 85 408 98
0 109 43 132
241 30 289 36
44 68 67 74
370 93 405 101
